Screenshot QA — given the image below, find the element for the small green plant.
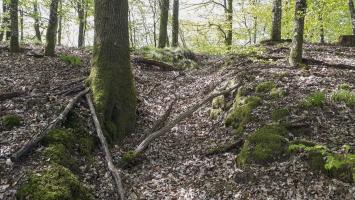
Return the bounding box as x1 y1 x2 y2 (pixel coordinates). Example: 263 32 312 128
272 108 290 122
255 81 276 93
338 83 351 90
331 89 355 107
1 114 21 129
300 91 326 108
123 151 138 162
270 88 285 99
60 54 82 66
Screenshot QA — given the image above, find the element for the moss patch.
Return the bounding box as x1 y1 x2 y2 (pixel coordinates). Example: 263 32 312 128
270 88 285 99
1 114 21 129
236 124 288 167
43 144 77 170
209 108 223 120
212 95 225 109
338 83 351 90
17 165 94 200
272 108 290 122
299 91 326 108
255 81 276 93
332 89 355 107
225 94 262 136
42 129 75 149
122 151 138 162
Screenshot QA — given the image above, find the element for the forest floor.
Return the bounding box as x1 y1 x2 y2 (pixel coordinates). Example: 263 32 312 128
0 42 354 199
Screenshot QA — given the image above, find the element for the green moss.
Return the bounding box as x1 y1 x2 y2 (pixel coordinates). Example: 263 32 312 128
43 144 77 170
225 95 262 136
123 151 138 162
42 129 75 149
59 54 82 66
1 114 21 129
338 83 351 90
272 108 290 122
299 91 326 108
75 129 95 157
209 108 223 120
236 124 288 167
332 89 355 107
212 95 225 109
270 88 285 99
255 81 276 93
17 165 94 200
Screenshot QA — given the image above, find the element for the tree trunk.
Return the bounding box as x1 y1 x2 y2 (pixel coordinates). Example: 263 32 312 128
90 0 137 142
77 0 85 48
171 0 179 47
19 8 23 41
10 0 20 52
319 15 325 44
349 0 355 35
33 0 42 42
289 0 307 67
57 0 62 46
0 2 11 41
158 0 169 48
271 0 282 41
45 0 59 56
225 0 233 47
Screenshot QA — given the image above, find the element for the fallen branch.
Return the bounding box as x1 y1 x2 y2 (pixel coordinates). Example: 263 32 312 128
205 138 245 156
11 88 89 161
133 57 181 71
0 91 23 101
86 94 125 200
133 82 241 156
303 58 355 70
148 98 177 134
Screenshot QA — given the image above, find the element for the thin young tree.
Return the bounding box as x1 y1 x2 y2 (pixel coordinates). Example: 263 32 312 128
171 0 179 47
158 0 169 48
10 0 20 52
33 0 42 42
90 0 137 141
289 0 307 67
57 0 62 45
225 0 233 47
45 0 59 56
271 0 282 41
0 2 11 41
349 0 355 34
77 0 85 47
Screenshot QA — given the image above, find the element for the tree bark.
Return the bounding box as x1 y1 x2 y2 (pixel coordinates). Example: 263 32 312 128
289 0 307 67
90 0 137 142
57 0 62 46
349 0 355 35
45 0 59 56
10 0 20 52
19 8 23 41
0 2 10 41
77 0 85 48
158 0 169 48
33 0 42 42
271 0 282 41
225 0 233 47
171 0 179 47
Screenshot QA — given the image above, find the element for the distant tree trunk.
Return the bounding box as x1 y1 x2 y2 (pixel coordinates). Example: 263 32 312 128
271 0 282 41
57 0 62 46
33 0 41 42
171 0 179 47
77 0 85 48
20 8 23 41
289 0 307 67
349 0 355 34
319 15 325 43
149 0 158 47
225 0 233 47
90 0 137 141
45 0 59 56
10 0 20 52
0 2 11 41
253 16 257 44
0 3 5 41
158 0 169 48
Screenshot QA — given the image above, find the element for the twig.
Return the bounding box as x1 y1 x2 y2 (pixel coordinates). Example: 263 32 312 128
133 82 241 156
148 98 177 134
11 88 89 161
86 94 125 200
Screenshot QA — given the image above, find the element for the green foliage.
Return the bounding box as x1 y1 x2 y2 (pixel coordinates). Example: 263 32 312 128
299 91 326 108
236 124 288 167
209 108 223 120
1 114 21 129
338 83 351 91
212 95 225 109
59 54 82 66
17 165 94 200
43 144 77 170
255 81 276 93
225 95 262 136
123 151 138 162
272 108 290 122
270 88 285 99
42 129 75 149
332 89 355 107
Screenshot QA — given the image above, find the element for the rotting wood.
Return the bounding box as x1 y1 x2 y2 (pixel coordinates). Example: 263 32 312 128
86 94 125 200
10 88 89 161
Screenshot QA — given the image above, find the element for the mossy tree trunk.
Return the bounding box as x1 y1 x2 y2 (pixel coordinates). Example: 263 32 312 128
90 0 137 142
33 0 42 42
289 0 307 67
57 0 62 46
349 0 355 34
171 0 179 47
271 0 282 41
77 0 85 48
10 0 20 52
158 0 169 48
225 0 233 47
45 0 59 56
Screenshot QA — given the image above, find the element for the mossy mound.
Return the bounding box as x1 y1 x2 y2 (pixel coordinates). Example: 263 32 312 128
17 165 94 200
59 54 82 66
272 108 290 122
288 143 354 183
1 114 21 129
212 95 225 109
331 89 355 107
209 108 223 120
236 124 288 167
42 129 75 149
43 144 77 170
299 91 326 108
255 81 276 93
270 88 285 99
225 95 262 136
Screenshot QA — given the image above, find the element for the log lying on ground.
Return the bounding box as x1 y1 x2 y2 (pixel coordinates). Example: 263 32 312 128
11 88 89 161
0 91 23 101
133 82 241 156
86 94 125 200
133 57 181 71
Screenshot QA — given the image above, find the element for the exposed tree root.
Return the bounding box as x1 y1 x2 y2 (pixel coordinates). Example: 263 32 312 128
10 88 90 161
86 94 125 200
133 57 181 71
205 138 245 156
